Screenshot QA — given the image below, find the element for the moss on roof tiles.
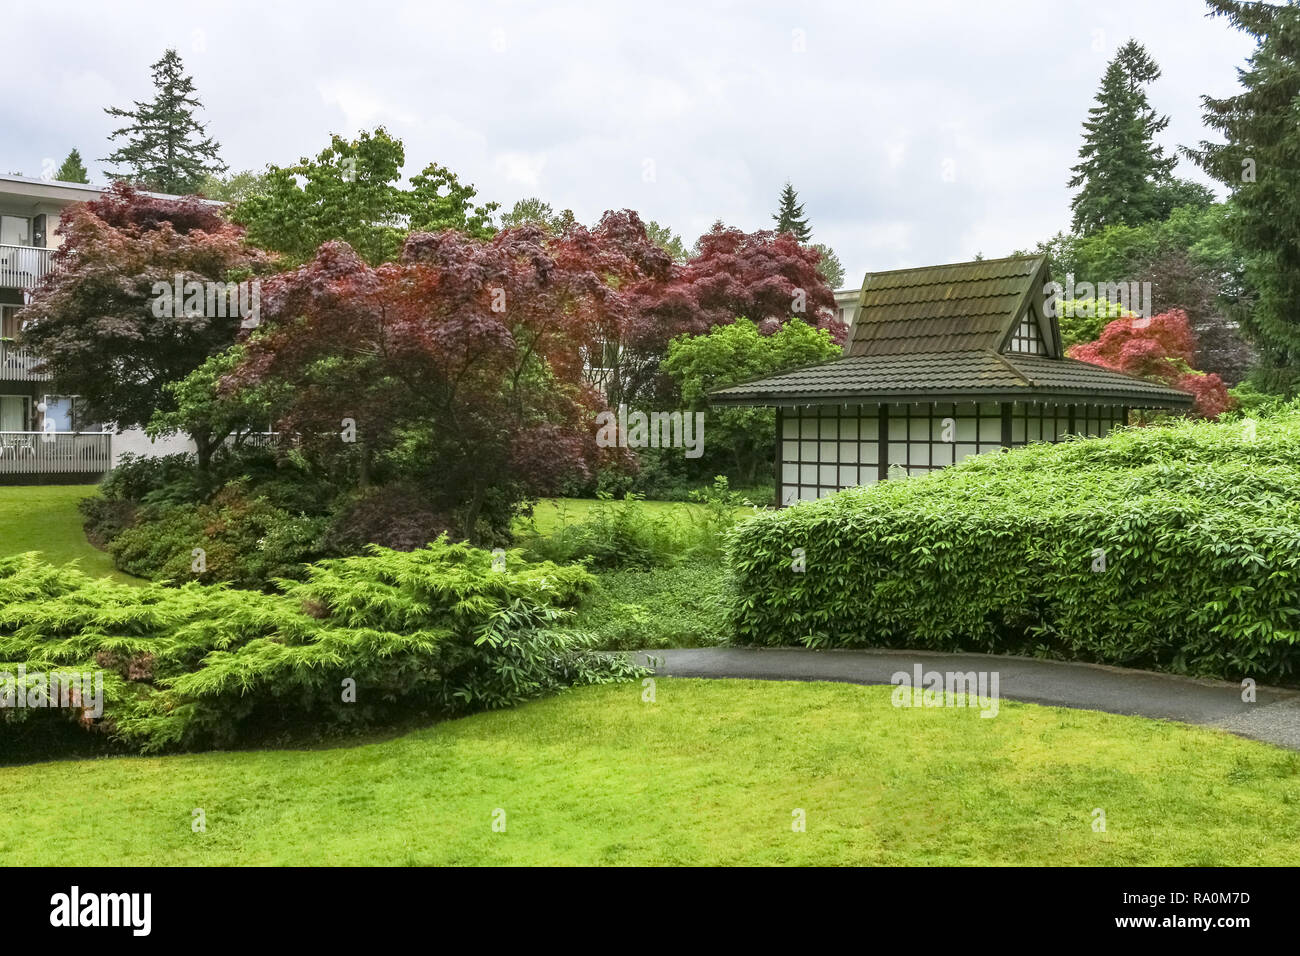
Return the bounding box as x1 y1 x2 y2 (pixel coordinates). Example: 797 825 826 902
704 254 1192 410
850 254 1046 357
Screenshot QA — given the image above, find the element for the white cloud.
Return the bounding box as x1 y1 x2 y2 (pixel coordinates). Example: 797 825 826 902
2 0 1258 272
493 151 548 188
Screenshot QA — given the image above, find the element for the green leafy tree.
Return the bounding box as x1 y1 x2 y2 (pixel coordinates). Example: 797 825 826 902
1024 202 1255 382
1056 298 1135 350
148 345 286 468
103 49 226 194
772 182 812 242
1186 0 1300 394
812 243 845 287
53 149 90 184
499 197 575 233
234 128 497 265
645 220 688 262
198 169 271 204
1068 40 1177 233
1150 178 1217 219
407 163 500 235
663 318 841 486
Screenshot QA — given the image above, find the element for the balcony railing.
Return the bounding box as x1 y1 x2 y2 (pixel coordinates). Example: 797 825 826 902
0 244 54 290
0 340 49 381
0 432 112 475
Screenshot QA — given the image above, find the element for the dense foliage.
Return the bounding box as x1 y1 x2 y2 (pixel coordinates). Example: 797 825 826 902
574 561 730 650
81 449 338 586
17 184 272 462
1031 203 1255 384
1189 0 1300 395
521 483 752 571
647 223 841 344
727 406 1300 684
232 128 497 266
663 318 841 486
1068 308 1233 418
226 231 609 540
0 541 643 755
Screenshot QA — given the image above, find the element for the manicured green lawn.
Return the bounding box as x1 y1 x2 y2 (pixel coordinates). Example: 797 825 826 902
3 680 1296 866
0 484 136 582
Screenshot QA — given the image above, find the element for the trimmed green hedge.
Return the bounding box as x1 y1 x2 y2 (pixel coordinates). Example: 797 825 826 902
727 409 1300 683
0 539 644 756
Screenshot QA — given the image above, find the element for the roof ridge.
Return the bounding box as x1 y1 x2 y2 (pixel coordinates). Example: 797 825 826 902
861 253 1043 281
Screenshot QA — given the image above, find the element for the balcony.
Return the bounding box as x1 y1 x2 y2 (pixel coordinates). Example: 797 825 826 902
0 432 112 476
0 340 49 381
0 244 54 290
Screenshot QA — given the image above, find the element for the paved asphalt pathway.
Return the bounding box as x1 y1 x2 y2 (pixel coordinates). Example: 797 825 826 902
630 647 1300 751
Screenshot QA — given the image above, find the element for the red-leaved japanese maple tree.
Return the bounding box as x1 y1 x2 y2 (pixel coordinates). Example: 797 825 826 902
17 182 272 467
228 229 619 538
566 218 843 406
1068 308 1234 419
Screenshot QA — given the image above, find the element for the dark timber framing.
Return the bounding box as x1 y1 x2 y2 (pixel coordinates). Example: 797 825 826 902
715 254 1194 507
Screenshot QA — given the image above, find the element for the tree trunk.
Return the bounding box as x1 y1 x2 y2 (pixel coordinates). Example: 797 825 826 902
194 429 213 473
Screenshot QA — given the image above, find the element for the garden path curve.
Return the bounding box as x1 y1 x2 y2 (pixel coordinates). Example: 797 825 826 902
632 647 1300 751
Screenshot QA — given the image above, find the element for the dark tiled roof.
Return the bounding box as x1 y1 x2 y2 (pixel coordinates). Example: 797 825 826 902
849 254 1047 356
710 350 1194 408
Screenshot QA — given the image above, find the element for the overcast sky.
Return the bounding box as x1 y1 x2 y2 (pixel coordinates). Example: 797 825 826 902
3 0 1256 287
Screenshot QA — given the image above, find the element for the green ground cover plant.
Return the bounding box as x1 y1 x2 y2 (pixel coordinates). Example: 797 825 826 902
0 540 642 756
574 560 730 649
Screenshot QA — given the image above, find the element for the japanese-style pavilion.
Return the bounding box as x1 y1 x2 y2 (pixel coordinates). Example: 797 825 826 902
708 254 1192 506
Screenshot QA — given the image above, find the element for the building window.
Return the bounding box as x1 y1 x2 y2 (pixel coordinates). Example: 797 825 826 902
887 402 1004 476
0 395 28 431
1 304 26 339
0 216 31 247
1007 312 1044 354
1006 402 1125 446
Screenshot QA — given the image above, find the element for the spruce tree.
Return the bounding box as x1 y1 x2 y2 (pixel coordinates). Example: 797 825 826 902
102 49 226 195
1187 0 1300 394
1068 40 1176 233
772 182 812 242
53 149 90 184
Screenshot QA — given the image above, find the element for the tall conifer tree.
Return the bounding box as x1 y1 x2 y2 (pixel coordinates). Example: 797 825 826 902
772 182 812 243
1068 40 1176 233
1187 0 1300 394
53 149 90 184
103 49 226 195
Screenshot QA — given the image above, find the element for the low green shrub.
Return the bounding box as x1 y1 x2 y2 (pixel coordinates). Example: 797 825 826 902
523 482 760 571
523 493 694 570
323 484 452 553
97 452 201 504
727 410 1300 684
577 560 731 650
106 483 328 588
78 496 138 549
0 540 644 756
